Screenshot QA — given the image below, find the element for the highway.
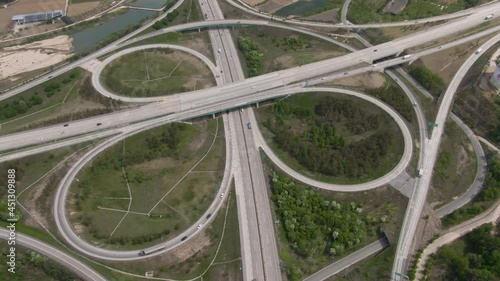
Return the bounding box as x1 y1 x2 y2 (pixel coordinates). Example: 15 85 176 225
201 0 282 280
0 228 107 281
224 0 494 28
391 32 500 280
340 0 353 25
303 237 390 281
2 4 500 105
415 199 500 281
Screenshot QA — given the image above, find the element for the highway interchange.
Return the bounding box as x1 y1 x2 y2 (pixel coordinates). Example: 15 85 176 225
1 0 500 280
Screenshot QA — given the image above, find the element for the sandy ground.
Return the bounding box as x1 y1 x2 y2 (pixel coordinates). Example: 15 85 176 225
0 35 73 80
67 1 101 17
0 0 66 32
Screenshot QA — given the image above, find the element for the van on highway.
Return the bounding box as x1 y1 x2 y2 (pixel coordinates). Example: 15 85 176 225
181 236 188 241
402 55 412 60
217 48 221 53
247 122 252 129
485 14 493 20
475 48 483 54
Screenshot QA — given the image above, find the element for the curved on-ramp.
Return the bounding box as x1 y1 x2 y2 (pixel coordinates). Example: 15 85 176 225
249 87 413 192
92 44 219 103
0 228 106 281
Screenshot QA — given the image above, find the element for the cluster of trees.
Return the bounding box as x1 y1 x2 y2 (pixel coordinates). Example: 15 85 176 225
238 36 263 77
145 122 186 151
0 95 43 120
434 224 499 280
271 173 366 258
152 9 179 30
366 84 414 122
163 0 178 11
87 225 174 245
409 65 444 97
265 97 395 178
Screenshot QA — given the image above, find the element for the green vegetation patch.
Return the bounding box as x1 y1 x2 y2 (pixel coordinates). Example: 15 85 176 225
429 120 477 207
408 64 445 98
0 243 81 281
366 84 414 122
237 36 263 77
232 26 347 77
348 0 480 24
69 119 225 249
272 173 366 258
441 153 500 227
257 93 404 183
101 48 215 97
275 0 343 17
428 223 500 280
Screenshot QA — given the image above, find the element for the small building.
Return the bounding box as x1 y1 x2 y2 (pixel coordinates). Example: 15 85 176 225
61 16 75 25
385 0 409 15
12 10 63 24
490 64 500 90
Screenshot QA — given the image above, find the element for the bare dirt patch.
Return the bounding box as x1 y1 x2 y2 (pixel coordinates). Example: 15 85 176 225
67 1 101 17
0 35 73 80
329 72 386 89
0 0 66 32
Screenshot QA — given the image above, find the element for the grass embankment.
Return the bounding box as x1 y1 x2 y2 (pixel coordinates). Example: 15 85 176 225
255 93 404 184
101 48 215 97
231 26 348 77
348 0 482 24
69 119 226 249
105 184 242 281
0 68 121 135
429 120 477 208
441 153 500 227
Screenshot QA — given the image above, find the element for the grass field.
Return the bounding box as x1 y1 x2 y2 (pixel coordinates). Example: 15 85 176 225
68 118 226 249
230 26 348 77
275 0 343 17
102 183 242 281
428 120 477 209
348 0 484 24
335 245 397 281
101 48 216 97
255 92 405 184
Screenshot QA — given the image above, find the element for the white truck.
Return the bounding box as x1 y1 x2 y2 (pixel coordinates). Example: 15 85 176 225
475 48 483 54
485 14 493 20
402 55 412 60
417 169 423 178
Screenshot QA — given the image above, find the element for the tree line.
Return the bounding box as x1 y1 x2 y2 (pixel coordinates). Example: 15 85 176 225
409 65 444 97
238 36 263 77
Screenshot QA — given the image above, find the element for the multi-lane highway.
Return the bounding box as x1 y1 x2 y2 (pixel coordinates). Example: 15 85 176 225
0 228 106 281
391 32 500 280
1 1 499 279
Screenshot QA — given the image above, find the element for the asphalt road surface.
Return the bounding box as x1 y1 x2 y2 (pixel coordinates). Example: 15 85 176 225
391 32 500 280
0 228 106 281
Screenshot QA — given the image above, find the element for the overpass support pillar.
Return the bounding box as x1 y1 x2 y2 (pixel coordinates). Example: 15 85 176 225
198 28 201 33
212 113 216 119
256 102 259 108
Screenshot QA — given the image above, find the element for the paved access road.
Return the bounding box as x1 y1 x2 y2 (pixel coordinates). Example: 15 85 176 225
303 237 390 281
0 228 106 281
391 32 500 280
415 199 500 281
